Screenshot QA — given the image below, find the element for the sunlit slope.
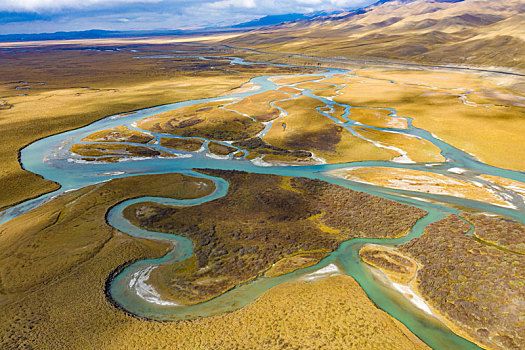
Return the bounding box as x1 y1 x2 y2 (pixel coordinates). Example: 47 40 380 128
223 0 525 71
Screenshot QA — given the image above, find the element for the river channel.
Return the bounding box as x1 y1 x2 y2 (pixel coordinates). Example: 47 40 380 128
2 53 524 349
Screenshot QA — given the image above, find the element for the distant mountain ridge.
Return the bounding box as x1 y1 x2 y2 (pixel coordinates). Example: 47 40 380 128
0 28 217 43
222 0 525 71
0 11 338 43
233 12 335 28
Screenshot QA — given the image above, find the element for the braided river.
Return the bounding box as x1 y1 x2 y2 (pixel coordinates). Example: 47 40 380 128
2 54 524 349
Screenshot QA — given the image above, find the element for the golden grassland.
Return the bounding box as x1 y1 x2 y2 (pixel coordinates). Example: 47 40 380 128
359 244 417 284
159 137 204 152
81 126 153 143
208 141 237 155
331 167 510 207
294 81 336 90
349 108 408 129
312 87 340 99
227 90 291 122
219 81 258 96
122 170 426 304
0 172 428 349
70 143 162 160
122 82 450 165
333 71 525 171
0 173 213 296
276 86 301 94
264 252 330 277
0 44 311 210
322 76 351 85
265 96 398 163
270 75 326 85
136 100 265 140
353 127 445 163
399 215 525 350
324 104 347 123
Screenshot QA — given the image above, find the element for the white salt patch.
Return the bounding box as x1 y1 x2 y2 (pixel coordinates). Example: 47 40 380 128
310 153 327 165
117 157 150 162
301 264 341 281
392 283 433 315
251 157 273 167
500 192 514 201
448 167 467 174
129 266 179 306
168 153 193 159
101 171 126 176
392 154 416 164
206 153 229 160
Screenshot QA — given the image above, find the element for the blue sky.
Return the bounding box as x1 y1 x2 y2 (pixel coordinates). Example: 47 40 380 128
0 0 376 34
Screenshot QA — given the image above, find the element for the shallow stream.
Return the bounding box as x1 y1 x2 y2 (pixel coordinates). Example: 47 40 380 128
2 54 525 349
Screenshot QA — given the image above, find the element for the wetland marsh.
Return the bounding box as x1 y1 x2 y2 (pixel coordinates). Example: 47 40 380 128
1 44 524 350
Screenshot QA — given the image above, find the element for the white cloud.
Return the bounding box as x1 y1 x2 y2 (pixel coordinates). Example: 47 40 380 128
0 0 161 12
0 0 376 34
208 0 256 9
0 0 371 12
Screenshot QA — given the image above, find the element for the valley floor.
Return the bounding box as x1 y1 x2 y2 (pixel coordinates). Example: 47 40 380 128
0 40 524 350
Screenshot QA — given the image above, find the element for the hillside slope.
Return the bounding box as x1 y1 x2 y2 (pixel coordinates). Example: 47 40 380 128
223 0 525 71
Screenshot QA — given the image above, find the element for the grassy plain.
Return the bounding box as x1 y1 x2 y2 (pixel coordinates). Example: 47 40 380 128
331 167 510 207
81 126 153 143
294 81 336 90
70 143 162 160
312 87 340 98
0 173 213 297
264 252 330 277
354 127 445 163
359 244 417 284
0 44 311 210
276 86 301 94
0 172 427 349
159 137 204 151
462 213 525 254
270 75 326 85
349 108 408 129
137 101 265 140
207 141 237 155
333 71 525 171
123 170 426 304
324 104 347 123
400 215 525 350
227 90 291 121
265 96 398 163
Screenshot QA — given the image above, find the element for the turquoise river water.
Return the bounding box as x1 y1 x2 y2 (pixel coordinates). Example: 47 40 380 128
1 53 524 349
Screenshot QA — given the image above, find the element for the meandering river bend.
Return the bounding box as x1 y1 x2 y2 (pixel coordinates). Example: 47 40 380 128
2 54 524 349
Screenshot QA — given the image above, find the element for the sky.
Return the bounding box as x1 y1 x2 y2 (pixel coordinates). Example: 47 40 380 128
0 0 376 34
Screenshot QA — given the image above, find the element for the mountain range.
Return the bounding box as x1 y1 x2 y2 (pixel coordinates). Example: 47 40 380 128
223 0 525 71
1 0 523 72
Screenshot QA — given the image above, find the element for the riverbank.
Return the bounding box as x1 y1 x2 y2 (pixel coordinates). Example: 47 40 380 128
362 252 489 350
0 44 312 210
